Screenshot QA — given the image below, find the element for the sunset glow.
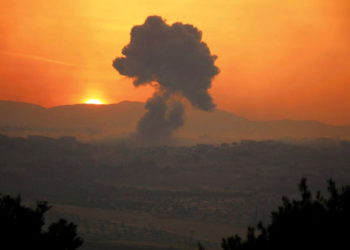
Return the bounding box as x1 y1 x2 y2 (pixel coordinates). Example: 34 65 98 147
0 0 350 124
1 2 350 247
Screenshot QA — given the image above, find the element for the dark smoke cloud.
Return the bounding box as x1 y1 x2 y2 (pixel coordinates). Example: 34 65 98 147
113 16 219 144
136 91 185 143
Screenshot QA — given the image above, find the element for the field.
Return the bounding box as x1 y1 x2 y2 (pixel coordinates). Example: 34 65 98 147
1 135 350 249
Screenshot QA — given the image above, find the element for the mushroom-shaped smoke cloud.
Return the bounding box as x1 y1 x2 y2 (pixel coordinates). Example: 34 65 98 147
113 16 219 145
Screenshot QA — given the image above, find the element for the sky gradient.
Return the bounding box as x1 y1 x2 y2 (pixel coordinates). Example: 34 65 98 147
0 0 349 125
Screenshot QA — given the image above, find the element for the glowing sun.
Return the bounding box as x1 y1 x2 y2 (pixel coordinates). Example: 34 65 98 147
85 99 103 105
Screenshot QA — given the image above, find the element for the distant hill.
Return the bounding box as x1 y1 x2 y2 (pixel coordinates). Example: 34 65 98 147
0 100 350 143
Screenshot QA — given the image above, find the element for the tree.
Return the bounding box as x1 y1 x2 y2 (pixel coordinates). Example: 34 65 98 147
221 178 350 250
0 194 83 250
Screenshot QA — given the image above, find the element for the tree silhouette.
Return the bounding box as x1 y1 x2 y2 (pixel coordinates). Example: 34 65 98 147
0 194 83 250
221 178 350 250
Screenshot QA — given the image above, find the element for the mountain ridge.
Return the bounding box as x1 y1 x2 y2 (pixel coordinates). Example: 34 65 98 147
0 100 349 143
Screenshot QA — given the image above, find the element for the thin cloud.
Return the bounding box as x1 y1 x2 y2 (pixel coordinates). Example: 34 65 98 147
0 50 83 68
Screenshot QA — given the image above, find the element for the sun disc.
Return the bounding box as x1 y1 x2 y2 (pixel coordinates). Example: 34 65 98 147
85 99 103 105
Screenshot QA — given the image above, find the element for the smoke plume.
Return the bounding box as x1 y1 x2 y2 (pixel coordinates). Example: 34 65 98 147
113 16 219 144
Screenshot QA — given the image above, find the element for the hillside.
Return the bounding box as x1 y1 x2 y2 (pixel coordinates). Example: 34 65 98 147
1 100 350 143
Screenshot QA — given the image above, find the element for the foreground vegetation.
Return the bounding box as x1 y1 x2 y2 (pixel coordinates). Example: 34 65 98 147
0 193 83 250
221 178 350 249
1 135 350 249
4 179 350 250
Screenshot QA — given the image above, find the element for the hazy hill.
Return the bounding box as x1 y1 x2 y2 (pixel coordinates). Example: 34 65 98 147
0 100 350 143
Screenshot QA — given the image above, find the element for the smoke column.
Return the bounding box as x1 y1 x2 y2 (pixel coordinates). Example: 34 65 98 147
113 16 219 145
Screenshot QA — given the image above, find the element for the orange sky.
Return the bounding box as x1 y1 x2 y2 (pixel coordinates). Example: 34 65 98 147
0 0 349 125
